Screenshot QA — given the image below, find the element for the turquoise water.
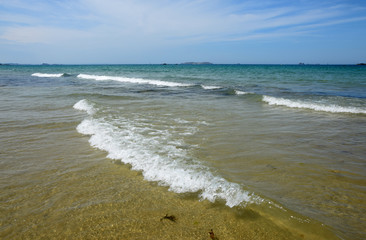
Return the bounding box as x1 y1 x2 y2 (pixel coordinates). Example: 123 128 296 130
1 64 365 239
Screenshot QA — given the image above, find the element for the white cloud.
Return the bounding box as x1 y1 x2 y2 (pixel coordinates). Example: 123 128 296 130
74 0 366 44
0 0 364 45
0 26 91 44
0 0 365 63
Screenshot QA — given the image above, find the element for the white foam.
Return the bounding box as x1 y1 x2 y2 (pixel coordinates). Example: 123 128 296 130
74 100 261 207
77 74 192 87
32 73 63 78
235 90 250 95
201 85 222 90
73 99 96 115
263 96 366 114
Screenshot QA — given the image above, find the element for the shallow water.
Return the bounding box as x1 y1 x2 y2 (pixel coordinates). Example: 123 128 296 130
1 64 365 239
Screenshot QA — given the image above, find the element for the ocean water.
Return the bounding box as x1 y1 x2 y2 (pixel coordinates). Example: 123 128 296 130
1 64 365 239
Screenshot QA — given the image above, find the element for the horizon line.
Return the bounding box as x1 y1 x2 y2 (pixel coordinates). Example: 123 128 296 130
1 62 365 66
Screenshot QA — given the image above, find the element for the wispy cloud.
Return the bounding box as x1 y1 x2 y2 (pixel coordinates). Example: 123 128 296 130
1 0 365 45
0 0 365 63
1 26 91 44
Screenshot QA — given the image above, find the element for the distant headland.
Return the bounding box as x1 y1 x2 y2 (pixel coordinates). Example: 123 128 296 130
0 63 18 65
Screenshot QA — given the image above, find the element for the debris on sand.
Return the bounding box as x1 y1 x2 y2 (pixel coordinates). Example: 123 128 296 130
209 229 219 240
160 214 177 222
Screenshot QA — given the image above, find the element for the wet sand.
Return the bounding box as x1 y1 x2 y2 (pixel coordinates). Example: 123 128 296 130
0 129 316 240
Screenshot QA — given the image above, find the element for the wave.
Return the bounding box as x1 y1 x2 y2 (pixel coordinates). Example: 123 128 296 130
61 73 73 77
199 86 252 95
32 73 64 78
73 99 96 115
73 99 262 208
32 73 73 78
201 85 223 90
235 90 251 95
77 74 193 87
263 96 366 114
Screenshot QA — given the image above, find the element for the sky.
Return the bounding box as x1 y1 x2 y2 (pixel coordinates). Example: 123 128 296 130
0 0 366 64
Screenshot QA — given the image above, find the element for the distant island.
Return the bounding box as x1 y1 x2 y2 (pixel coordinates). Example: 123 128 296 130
181 62 213 65
357 63 366 65
0 63 19 65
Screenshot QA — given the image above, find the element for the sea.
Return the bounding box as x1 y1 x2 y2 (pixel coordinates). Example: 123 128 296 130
0 64 365 240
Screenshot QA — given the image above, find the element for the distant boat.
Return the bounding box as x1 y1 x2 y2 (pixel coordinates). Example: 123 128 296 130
298 62 305 65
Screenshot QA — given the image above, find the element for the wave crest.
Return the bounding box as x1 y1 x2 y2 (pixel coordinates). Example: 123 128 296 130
32 73 64 78
263 96 366 114
201 85 222 90
235 90 251 95
73 99 96 115
77 74 193 87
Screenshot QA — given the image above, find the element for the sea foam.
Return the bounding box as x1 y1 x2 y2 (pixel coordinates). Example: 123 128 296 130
77 74 193 87
73 99 261 207
235 90 250 95
32 73 64 78
263 96 366 114
73 99 95 115
201 85 222 90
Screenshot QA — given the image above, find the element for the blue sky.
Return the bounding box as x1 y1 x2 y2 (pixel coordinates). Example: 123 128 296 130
0 0 365 64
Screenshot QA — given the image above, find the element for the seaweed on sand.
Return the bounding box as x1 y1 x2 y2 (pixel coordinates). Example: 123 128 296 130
160 214 177 222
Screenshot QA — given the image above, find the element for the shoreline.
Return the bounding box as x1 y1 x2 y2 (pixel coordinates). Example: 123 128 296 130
0 156 337 240
1 64 364 239
0 122 337 239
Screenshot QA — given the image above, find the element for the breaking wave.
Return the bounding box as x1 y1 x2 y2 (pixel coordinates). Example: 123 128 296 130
32 73 64 78
73 99 96 115
201 85 223 90
235 90 251 95
32 73 73 78
77 74 193 87
263 96 366 114
73 99 262 208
